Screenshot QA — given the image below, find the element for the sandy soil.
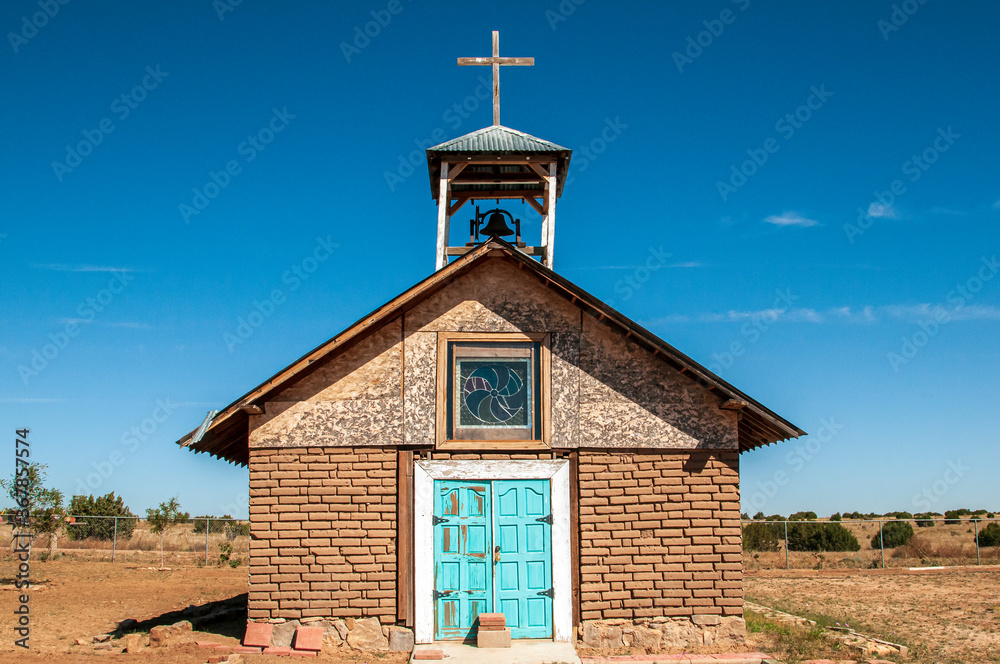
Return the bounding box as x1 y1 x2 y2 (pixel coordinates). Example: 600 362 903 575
746 565 1000 663
0 558 407 664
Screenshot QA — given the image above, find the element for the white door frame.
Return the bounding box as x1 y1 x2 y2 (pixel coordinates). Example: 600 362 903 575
413 459 572 643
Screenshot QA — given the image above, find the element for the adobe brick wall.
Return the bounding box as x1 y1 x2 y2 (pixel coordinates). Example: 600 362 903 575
248 447 397 621
577 450 742 620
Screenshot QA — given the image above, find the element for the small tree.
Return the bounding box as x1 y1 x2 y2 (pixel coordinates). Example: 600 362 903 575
146 496 188 568
69 493 137 541
872 520 915 549
743 522 780 552
1 463 65 555
975 522 1000 547
789 511 818 521
787 522 861 552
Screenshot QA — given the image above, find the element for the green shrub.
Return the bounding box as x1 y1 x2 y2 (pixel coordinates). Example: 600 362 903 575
871 520 914 549
914 512 937 527
883 511 913 520
752 511 765 520
789 511 818 522
975 523 1000 547
829 512 842 521
67 493 136 541
192 514 232 534
743 522 781 552
787 522 860 552
944 510 963 524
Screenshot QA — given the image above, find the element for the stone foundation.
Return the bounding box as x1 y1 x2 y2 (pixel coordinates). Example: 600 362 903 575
252 617 413 652
578 616 746 652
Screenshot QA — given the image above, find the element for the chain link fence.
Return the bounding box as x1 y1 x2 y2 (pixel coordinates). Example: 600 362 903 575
742 517 1000 570
3 515 250 566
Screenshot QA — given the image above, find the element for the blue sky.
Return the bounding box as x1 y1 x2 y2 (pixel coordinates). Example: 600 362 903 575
2 1 998 519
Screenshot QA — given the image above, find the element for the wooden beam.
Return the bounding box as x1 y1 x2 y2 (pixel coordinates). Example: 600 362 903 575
448 194 472 216
569 450 581 627
435 162 450 271
524 196 544 216
452 176 544 186
238 404 263 415
544 162 557 268
526 162 551 179
447 162 469 180
397 450 414 626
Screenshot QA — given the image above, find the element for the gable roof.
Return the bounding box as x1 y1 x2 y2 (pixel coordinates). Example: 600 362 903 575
426 125 573 198
175 240 804 465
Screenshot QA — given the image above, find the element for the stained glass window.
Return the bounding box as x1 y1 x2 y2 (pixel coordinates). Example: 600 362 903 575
448 341 540 441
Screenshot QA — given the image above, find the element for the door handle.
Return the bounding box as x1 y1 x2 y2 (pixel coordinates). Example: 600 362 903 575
493 545 501 563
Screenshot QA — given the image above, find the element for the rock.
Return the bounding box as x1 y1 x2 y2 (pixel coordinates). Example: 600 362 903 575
148 626 169 648
271 620 301 648
301 617 323 624
94 642 114 651
344 618 356 630
581 621 602 648
226 655 243 664
118 619 139 631
124 633 145 653
691 614 721 626
388 626 414 652
346 617 388 651
714 616 747 647
657 619 700 650
75 639 89 646
93 634 111 643
702 630 714 646
629 625 662 652
599 625 623 648
321 621 343 645
170 620 193 635
332 619 349 641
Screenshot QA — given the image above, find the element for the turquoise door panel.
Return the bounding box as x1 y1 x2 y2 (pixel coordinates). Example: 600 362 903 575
493 480 553 638
434 481 492 641
433 478 552 640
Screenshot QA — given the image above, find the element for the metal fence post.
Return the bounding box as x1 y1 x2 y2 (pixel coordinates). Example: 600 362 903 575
974 519 980 565
112 516 118 563
206 518 210 566
784 520 789 569
879 519 885 569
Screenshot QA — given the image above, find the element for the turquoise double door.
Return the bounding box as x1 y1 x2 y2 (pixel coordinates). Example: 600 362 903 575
433 479 553 640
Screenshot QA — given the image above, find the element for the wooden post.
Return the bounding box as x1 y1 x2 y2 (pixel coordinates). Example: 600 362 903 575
397 450 415 624
543 163 557 268
435 162 450 270
491 31 500 125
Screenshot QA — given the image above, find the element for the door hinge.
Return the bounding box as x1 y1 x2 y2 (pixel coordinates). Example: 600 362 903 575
433 590 453 600
535 514 553 525
432 515 449 525
536 587 555 598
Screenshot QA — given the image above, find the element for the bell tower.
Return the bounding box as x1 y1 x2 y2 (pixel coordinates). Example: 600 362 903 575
426 32 572 271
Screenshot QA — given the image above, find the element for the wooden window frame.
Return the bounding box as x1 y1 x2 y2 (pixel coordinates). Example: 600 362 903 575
435 332 551 450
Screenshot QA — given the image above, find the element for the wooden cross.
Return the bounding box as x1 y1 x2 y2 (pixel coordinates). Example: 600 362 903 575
457 31 534 126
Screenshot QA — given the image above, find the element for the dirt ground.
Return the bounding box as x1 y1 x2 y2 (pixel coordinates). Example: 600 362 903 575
0 558 407 664
746 565 1000 663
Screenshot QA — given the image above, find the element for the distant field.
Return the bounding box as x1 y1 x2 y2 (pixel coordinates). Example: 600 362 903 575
744 518 1000 570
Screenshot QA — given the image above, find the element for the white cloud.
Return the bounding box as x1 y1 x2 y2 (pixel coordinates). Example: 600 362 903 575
867 203 900 219
667 261 705 268
763 212 819 228
645 304 1000 327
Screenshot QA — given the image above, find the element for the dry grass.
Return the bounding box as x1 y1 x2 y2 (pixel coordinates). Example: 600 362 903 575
744 518 1000 570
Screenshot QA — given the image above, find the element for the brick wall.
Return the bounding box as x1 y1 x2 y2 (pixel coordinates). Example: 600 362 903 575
248 447 398 621
577 450 742 620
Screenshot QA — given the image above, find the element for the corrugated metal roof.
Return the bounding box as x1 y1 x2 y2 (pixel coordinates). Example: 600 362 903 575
428 125 569 153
